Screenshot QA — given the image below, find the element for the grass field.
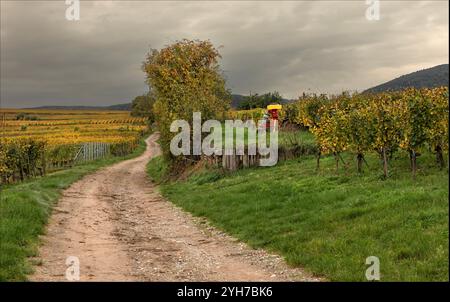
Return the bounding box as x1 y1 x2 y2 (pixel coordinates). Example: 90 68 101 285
221 124 315 149
0 137 149 281
148 148 449 281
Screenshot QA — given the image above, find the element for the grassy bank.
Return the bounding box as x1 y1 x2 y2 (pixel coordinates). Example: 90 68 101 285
147 150 449 281
0 137 149 281
222 126 316 149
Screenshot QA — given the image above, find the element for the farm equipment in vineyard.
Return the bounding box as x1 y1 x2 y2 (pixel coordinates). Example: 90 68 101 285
265 104 282 130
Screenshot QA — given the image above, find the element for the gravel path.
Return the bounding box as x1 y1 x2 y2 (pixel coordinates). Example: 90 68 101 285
30 133 319 281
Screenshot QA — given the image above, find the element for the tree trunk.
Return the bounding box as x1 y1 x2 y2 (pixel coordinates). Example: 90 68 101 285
435 145 444 170
409 150 414 171
410 150 417 179
334 152 339 173
338 153 347 170
357 153 363 173
19 160 24 182
316 150 321 171
382 147 388 179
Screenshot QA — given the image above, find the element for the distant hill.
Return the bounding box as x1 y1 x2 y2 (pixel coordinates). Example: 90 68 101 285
27 103 132 111
29 95 290 111
364 64 449 93
105 103 132 111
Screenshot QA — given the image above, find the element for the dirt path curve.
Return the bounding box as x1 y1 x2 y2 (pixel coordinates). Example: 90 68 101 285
31 133 318 281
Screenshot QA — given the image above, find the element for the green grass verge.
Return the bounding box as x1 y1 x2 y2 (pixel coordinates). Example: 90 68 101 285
146 155 169 184
147 150 449 281
221 125 316 149
0 137 149 281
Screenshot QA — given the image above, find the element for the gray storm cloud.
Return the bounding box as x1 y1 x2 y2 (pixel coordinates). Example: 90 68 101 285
0 0 448 108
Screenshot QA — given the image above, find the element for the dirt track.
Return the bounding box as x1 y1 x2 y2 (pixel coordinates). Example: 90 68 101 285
31 133 318 281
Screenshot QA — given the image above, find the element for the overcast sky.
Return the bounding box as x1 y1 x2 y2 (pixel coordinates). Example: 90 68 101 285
0 0 448 108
